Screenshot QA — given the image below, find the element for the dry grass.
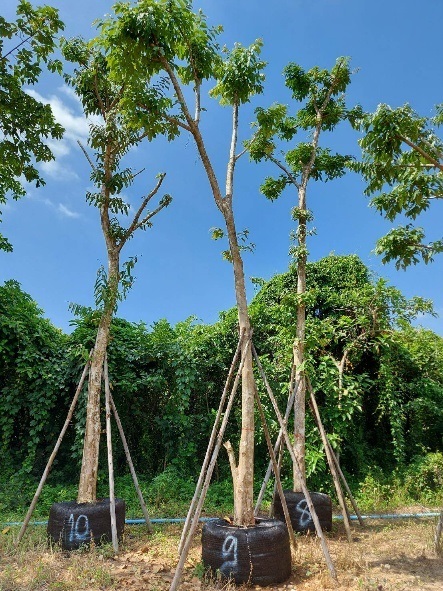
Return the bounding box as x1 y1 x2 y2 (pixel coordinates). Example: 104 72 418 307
1 516 443 591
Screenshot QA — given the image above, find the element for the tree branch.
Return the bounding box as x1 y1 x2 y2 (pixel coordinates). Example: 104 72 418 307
1 14 48 62
93 70 107 120
118 173 166 250
2 33 35 61
225 103 239 205
223 440 238 490
299 66 344 189
160 56 225 210
109 84 126 112
397 134 443 172
269 155 300 190
77 140 96 170
125 197 170 240
130 167 146 181
165 114 192 132
412 242 438 251
194 80 202 124
234 146 248 162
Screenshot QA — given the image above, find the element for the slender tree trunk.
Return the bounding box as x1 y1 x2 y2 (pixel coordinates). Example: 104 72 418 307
293 186 307 491
77 249 119 503
223 205 256 526
163 64 257 525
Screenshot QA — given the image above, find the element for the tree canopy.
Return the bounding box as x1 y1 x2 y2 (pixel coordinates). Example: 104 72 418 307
0 0 64 252
355 102 443 268
98 0 268 525
59 33 173 503
246 56 358 489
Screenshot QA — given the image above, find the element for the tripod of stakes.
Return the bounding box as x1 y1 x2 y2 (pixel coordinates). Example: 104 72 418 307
16 352 152 552
169 334 364 591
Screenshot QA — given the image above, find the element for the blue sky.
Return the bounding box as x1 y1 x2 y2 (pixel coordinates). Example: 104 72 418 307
1 0 442 335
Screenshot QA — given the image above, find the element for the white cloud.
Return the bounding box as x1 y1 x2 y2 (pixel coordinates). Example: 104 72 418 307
25 191 81 220
58 85 83 104
25 86 102 182
26 88 90 143
58 204 81 219
40 158 79 181
45 138 72 159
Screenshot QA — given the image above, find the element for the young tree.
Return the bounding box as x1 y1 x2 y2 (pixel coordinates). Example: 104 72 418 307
355 103 443 269
61 37 173 503
247 58 356 490
249 254 436 476
0 0 64 252
100 0 265 525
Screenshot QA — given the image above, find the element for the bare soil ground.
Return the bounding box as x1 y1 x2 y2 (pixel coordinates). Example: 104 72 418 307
1 514 443 590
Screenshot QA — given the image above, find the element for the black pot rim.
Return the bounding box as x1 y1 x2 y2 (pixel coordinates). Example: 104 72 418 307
208 517 286 530
50 498 125 508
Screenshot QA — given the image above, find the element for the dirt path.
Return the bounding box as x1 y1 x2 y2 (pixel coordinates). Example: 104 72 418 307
1 517 443 590
110 519 443 591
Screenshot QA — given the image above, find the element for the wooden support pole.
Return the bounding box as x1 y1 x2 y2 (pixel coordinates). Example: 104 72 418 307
326 438 364 527
178 332 244 554
269 444 284 518
104 357 118 553
254 387 298 552
306 380 353 542
435 511 443 555
305 377 364 527
109 392 153 533
169 337 251 591
252 344 338 583
255 377 301 515
16 357 91 545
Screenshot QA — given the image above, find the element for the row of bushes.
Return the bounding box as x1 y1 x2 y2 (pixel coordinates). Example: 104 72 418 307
1 255 443 515
2 452 443 521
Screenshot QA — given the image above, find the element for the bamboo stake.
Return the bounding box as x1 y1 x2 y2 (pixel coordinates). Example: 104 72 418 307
254 377 301 515
435 511 443 555
178 331 244 554
306 380 352 542
268 444 284 518
305 376 364 527
109 392 153 533
169 337 251 591
252 345 338 582
104 357 118 553
254 387 298 552
326 438 364 527
16 357 91 545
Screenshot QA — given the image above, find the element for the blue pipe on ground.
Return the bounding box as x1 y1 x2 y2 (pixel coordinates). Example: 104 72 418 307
2 512 441 527
335 512 440 521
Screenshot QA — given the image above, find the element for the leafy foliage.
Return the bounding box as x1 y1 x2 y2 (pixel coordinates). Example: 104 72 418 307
354 103 443 268
247 57 356 188
97 0 222 131
249 254 438 475
0 0 65 251
1 263 442 507
0 281 71 475
210 40 265 106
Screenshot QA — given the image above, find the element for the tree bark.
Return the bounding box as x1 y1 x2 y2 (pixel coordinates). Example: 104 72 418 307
162 63 257 525
223 204 256 526
293 185 307 491
77 248 120 504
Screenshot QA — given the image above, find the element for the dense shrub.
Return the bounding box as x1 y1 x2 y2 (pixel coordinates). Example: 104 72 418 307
404 453 443 503
1 255 442 516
